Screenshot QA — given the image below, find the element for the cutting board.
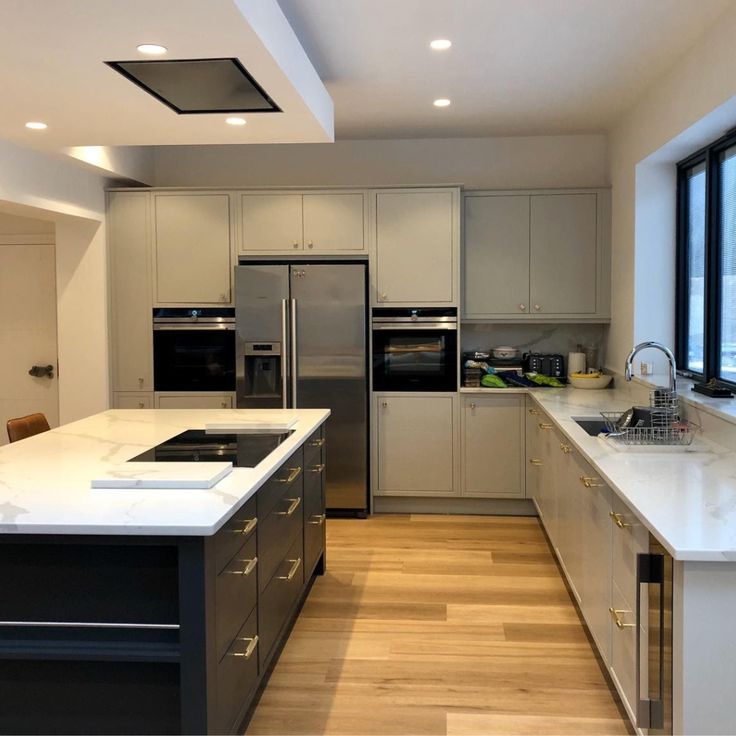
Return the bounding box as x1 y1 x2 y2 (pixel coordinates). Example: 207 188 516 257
91 462 233 489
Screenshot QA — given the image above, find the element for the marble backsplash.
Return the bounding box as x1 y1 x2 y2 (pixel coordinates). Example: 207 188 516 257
461 323 609 368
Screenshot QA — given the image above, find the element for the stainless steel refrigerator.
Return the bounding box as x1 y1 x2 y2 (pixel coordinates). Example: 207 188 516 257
234 262 368 514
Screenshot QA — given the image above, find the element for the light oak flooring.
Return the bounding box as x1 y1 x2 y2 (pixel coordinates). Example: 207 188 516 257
246 514 632 736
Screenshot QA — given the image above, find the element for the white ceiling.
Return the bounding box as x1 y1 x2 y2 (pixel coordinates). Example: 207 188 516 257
0 0 332 150
278 0 733 138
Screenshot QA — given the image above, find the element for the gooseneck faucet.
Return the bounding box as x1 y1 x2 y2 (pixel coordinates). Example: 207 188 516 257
625 341 677 392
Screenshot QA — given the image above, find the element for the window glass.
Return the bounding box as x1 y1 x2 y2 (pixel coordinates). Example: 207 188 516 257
685 162 706 373
720 146 736 381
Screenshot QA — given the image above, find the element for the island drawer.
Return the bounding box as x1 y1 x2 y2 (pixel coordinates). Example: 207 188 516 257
304 426 325 467
216 606 259 735
258 533 304 669
257 448 305 520
257 483 304 591
215 534 258 662
215 496 257 575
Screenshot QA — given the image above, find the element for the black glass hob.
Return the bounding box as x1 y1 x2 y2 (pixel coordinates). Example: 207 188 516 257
128 429 294 467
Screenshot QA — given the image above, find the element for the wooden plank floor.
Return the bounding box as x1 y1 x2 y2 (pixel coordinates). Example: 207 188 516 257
246 515 632 736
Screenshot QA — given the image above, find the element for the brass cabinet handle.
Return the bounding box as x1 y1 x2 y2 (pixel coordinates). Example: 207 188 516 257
228 634 259 659
275 466 302 484
469 402 476 410
534 304 542 311
609 511 631 529
308 463 325 474
560 443 572 454
529 458 543 466
307 241 314 249
308 437 325 448
519 303 526 311
609 607 635 630
528 408 540 416
278 557 302 581
232 517 257 536
277 497 301 516
579 475 604 488
224 556 257 576
137 401 145 409
538 423 553 430
308 513 326 526
292 242 299 249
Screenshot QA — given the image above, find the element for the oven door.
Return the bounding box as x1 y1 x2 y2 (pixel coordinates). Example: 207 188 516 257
153 325 236 392
372 326 457 392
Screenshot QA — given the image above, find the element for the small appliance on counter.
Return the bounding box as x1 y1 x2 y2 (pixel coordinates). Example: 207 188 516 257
523 352 565 378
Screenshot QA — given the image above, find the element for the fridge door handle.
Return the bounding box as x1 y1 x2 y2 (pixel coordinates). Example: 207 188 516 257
636 552 665 730
290 297 298 407
281 299 289 409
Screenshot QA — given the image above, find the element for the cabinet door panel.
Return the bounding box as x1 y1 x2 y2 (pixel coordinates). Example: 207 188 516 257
113 392 153 409
241 194 303 252
463 396 524 497
303 193 364 251
375 191 454 304
377 395 454 495
530 194 597 315
154 194 231 304
155 393 233 409
108 192 153 391
464 195 530 317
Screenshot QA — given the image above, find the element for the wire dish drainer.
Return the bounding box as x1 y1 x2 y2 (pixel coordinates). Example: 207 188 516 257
601 389 698 446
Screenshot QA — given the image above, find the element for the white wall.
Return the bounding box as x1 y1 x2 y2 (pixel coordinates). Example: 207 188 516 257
152 134 609 189
0 140 111 423
607 5 736 374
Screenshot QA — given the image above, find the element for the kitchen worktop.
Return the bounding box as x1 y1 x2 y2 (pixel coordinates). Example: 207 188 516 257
464 384 736 561
0 408 329 536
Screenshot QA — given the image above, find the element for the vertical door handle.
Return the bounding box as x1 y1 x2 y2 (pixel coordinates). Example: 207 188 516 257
281 298 289 409
636 552 666 730
290 298 298 407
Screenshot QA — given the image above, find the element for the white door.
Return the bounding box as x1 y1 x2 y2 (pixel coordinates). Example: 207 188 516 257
302 193 365 251
240 194 303 252
0 243 58 445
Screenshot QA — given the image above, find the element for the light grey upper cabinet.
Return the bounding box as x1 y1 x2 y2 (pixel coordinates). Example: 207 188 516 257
462 189 610 321
374 189 458 306
108 191 153 392
529 193 597 316
241 194 303 252
240 192 366 253
154 193 232 304
464 195 530 317
303 193 365 251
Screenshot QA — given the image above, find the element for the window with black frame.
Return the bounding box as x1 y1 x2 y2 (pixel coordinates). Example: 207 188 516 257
676 129 736 392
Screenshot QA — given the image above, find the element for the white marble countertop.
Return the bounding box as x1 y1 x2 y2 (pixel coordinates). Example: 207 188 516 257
464 384 736 562
0 409 330 537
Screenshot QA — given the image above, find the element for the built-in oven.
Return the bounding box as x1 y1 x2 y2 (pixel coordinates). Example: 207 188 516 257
372 308 457 392
153 308 236 392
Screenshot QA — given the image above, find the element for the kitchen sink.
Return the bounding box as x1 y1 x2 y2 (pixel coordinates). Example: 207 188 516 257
573 417 609 436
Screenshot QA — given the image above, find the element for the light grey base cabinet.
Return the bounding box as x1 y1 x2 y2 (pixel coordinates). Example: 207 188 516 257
113 392 154 409
154 393 236 410
373 393 459 497
525 397 646 726
463 189 611 321
461 395 525 498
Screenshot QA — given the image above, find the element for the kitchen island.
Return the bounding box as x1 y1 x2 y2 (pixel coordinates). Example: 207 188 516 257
0 408 329 735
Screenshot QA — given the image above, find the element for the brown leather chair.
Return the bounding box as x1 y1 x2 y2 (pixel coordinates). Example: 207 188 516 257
6 413 51 443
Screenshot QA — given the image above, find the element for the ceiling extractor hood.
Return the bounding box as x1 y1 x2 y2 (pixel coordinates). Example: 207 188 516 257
105 57 281 114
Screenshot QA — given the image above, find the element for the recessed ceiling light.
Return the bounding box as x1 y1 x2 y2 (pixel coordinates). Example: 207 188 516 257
225 117 247 126
25 121 47 130
136 44 167 55
430 39 452 51
433 98 451 108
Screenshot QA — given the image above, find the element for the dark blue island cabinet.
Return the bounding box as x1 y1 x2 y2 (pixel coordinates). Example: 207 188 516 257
0 424 327 735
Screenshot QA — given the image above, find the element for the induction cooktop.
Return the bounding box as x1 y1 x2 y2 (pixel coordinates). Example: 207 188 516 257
128 429 294 468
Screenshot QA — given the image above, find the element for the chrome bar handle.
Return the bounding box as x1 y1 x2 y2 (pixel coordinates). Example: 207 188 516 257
227 634 258 659
224 556 258 576
278 557 302 581
308 463 326 474
281 298 288 408
308 513 326 526
275 466 302 485
276 497 301 516
290 297 298 407
232 517 257 536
